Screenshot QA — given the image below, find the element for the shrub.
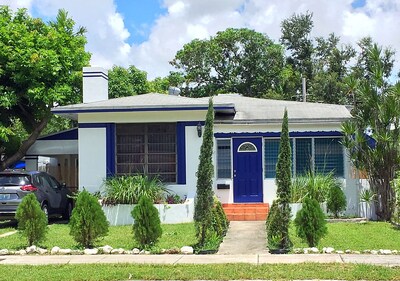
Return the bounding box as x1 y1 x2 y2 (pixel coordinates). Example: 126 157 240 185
211 197 229 237
131 195 162 248
102 174 169 205
392 174 400 224
291 171 337 203
294 197 327 247
69 190 109 248
15 193 47 246
266 200 292 250
326 182 346 218
194 98 215 246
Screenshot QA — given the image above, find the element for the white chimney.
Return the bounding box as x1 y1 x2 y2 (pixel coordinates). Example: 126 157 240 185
83 67 108 103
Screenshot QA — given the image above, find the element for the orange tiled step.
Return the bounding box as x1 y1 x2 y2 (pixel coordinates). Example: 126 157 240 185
222 203 269 221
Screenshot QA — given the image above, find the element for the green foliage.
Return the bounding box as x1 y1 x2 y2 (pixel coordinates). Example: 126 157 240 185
266 109 292 251
15 193 48 246
102 175 169 205
291 171 339 203
194 98 215 246
69 190 109 248
326 183 347 218
108 65 149 98
171 28 286 98
342 43 400 221
211 197 229 237
294 197 327 247
266 200 292 250
0 7 90 170
131 196 162 248
391 173 400 224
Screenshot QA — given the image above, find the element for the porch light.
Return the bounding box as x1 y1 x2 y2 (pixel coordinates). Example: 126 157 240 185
197 122 202 138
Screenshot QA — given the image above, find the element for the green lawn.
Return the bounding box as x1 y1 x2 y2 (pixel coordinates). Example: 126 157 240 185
290 221 400 250
0 223 196 250
1 263 400 281
0 221 17 236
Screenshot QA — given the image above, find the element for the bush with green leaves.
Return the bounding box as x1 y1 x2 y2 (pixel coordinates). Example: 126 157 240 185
69 190 109 248
211 197 229 237
291 171 338 203
15 193 48 246
102 174 169 205
266 200 292 250
326 182 346 218
132 195 162 248
294 197 327 247
392 174 400 224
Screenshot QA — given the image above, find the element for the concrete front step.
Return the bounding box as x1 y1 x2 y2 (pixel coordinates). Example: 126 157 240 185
222 203 269 221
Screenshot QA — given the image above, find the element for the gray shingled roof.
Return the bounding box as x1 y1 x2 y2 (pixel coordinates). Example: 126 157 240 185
52 93 351 123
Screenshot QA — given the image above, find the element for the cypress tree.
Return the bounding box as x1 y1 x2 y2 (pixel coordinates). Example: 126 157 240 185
131 195 162 248
266 108 292 251
194 98 215 246
15 193 48 246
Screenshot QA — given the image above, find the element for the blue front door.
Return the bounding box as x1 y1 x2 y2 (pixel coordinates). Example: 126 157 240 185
233 138 263 203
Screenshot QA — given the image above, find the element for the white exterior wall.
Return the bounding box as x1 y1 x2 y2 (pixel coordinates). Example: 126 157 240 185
78 127 107 193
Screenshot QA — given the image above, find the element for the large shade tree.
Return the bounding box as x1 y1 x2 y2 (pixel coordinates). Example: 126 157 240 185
171 28 287 98
0 7 90 170
342 44 400 221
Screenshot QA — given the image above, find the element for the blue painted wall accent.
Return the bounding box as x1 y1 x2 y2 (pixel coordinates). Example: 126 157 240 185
106 123 116 177
215 131 342 138
176 121 205 185
78 123 111 128
38 128 78 140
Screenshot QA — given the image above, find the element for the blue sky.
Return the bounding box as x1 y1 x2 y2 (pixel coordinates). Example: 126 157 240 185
115 0 166 44
0 0 398 79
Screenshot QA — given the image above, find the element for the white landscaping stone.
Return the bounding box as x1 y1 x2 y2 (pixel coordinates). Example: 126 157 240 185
371 250 378 255
345 249 351 254
363 250 371 254
353 251 361 254
323 247 335 254
16 250 27 255
84 248 99 255
310 247 319 253
26 245 37 254
51 246 60 255
59 248 72 255
132 248 140 254
144 250 150 255
38 248 48 255
99 245 113 254
180 246 194 254
125 250 133 255
0 249 9 255
72 250 83 255
303 248 309 254
139 250 146 254
392 250 398 254
336 250 344 254
293 248 302 254
380 249 392 255
111 248 125 254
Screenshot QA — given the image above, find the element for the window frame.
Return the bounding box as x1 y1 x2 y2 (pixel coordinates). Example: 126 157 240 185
216 138 232 179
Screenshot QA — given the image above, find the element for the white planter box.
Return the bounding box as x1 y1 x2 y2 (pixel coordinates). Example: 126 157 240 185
289 202 328 220
102 198 195 226
359 202 377 220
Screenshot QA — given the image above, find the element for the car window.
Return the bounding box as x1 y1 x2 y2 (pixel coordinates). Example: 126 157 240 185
47 175 60 189
32 175 42 187
0 175 30 186
40 175 53 189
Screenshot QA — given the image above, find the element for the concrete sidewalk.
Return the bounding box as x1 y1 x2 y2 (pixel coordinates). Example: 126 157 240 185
0 253 399 266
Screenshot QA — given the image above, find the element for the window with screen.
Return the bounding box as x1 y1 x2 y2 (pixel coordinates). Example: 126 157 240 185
116 123 176 182
314 138 344 177
217 139 231 178
295 138 312 175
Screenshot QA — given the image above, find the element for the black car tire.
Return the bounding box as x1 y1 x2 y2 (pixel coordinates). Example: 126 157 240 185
63 201 73 220
41 203 49 222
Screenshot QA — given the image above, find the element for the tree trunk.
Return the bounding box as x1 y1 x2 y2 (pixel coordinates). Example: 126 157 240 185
0 117 49 171
370 176 395 221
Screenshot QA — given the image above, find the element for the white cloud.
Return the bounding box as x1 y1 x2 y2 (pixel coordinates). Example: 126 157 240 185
1 0 399 79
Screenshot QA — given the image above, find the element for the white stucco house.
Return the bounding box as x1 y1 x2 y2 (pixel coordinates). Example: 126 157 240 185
26 67 363 220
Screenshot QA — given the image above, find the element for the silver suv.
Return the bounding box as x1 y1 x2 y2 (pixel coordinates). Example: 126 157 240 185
0 171 73 221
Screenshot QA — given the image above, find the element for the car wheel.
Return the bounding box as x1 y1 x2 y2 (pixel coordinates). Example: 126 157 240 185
63 201 73 220
41 203 49 222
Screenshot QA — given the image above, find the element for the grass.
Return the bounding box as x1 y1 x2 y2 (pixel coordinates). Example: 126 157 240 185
0 222 196 250
0 221 16 235
0 263 399 281
291 221 400 250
